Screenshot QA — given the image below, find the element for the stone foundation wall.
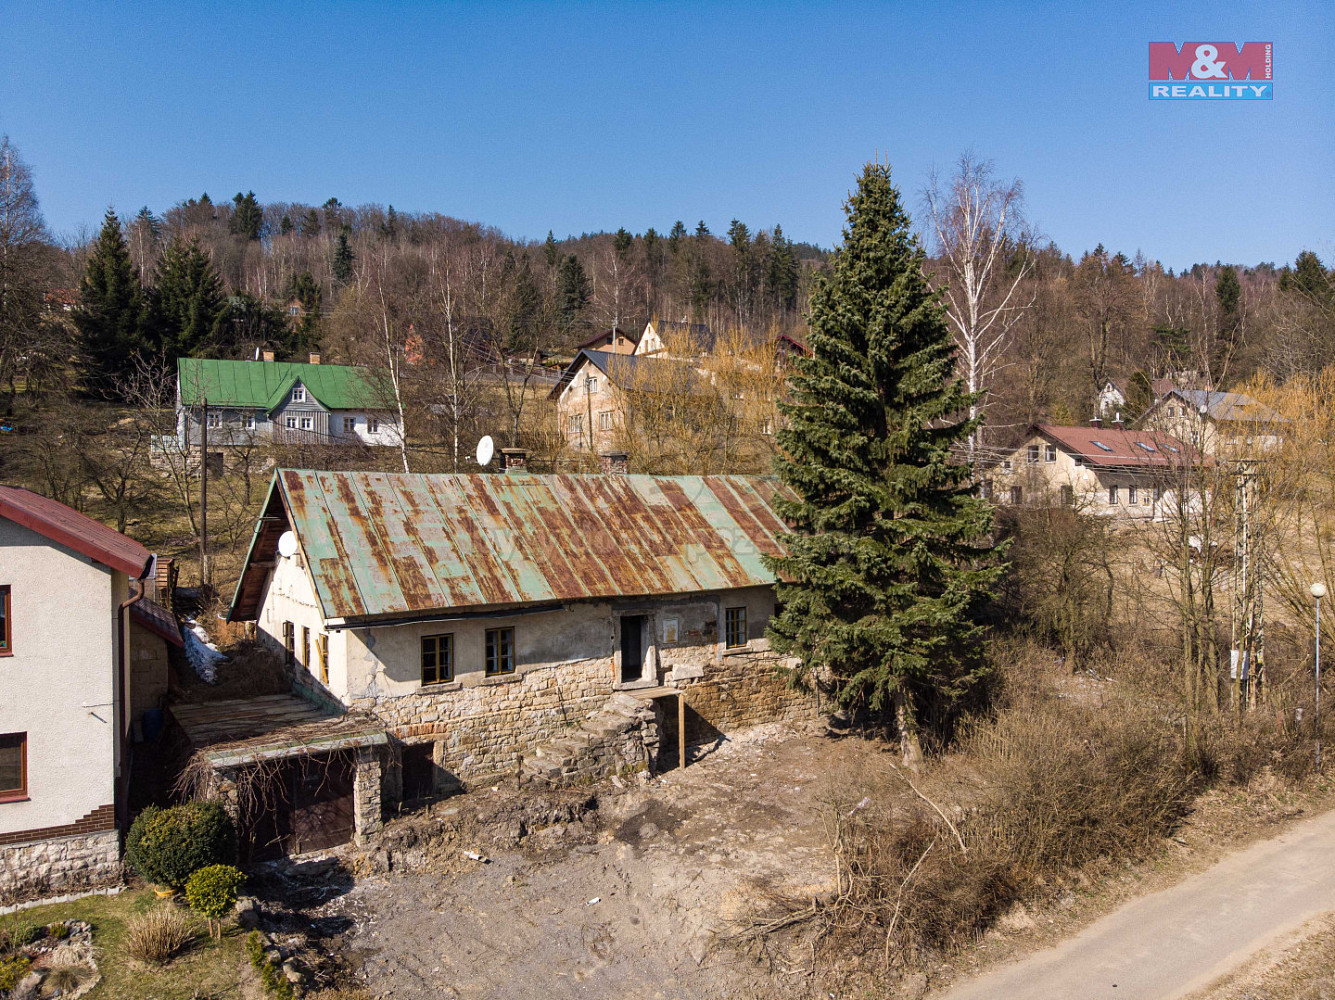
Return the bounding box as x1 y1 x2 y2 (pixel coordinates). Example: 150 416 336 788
353 657 612 785
672 650 822 749
0 831 121 906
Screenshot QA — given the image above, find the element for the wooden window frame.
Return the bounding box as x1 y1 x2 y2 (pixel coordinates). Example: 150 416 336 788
485 627 516 676
1128 486 1139 505
317 633 329 684
421 633 454 686
1045 444 1057 463
343 416 357 433
724 606 748 649
368 416 381 433
0 585 10 656
283 621 295 663
301 626 310 668
1109 485 1120 505
0 732 27 803
1026 444 1040 465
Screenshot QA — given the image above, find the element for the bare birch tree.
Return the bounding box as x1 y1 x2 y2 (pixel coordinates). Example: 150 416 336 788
924 153 1034 467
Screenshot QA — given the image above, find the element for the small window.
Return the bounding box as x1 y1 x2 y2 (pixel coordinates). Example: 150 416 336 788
206 410 222 429
285 416 297 429
761 418 774 436
0 586 10 654
1009 485 1022 505
317 634 329 683
586 376 599 394
1128 486 1138 504
725 606 747 649
1060 484 1074 505
0 733 26 802
1045 445 1057 463
344 416 357 433
1109 485 1120 505
283 621 295 663
289 305 300 316
1001 459 1012 471
300 416 313 431
1155 485 1165 502
1136 442 1156 452
598 410 613 430
292 386 307 402
662 617 680 644
1168 405 1178 417
1027 444 1039 465
569 414 584 434
485 628 515 676
1141 491 1152 506
1091 440 1114 452
301 626 310 667
244 413 256 430
421 633 454 685
368 416 381 433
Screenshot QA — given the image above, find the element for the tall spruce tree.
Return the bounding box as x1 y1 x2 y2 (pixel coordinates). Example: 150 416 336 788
73 209 149 397
332 231 355 284
229 191 263 240
152 236 225 357
764 162 1003 762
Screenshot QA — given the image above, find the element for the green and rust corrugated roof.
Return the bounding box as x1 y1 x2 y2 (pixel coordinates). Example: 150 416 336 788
177 358 391 412
229 469 793 623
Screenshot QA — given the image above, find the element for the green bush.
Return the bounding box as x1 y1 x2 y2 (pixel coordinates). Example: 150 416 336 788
186 865 246 927
125 802 238 890
9 923 41 947
46 921 70 940
0 954 32 992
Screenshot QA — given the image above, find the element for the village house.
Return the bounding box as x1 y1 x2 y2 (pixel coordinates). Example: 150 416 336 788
1139 387 1284 457
988 420 1201 519
176 355 401 451
635 318 715 359
0 486 180 905
550 348 699 454
226 459 818 798
576 326 639 355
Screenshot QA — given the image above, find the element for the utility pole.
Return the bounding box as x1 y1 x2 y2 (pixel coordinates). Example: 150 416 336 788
1232 459 1263 710
199 398 209 591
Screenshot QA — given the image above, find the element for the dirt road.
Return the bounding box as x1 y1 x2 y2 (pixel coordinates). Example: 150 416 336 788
939 804 1335 1000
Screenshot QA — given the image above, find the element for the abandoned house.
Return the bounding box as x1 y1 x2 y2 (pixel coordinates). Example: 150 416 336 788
550 349 701 455
227 461 819 800
1140 387 1285 456
987 420 1204 519
0 486 179 905
176 355 401 451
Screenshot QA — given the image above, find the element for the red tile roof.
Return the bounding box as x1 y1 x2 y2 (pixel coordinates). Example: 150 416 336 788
130 597 183 647
1034 424 1201 468
0 485 152 577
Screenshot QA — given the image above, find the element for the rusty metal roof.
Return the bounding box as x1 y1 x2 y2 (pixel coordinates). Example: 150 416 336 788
229 469 792 623
0 485 152 577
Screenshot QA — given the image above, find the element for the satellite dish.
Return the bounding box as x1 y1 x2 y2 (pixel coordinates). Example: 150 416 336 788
476 435 495 467
277 531 299 559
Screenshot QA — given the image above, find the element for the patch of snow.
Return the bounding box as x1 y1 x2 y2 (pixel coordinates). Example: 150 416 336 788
183 616 226 683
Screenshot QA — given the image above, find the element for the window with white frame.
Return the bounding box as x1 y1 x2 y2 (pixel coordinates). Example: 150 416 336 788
1109 485 1120 504
292 385 307 402
598 410 613 431
368 416 381 433
285 416 297 429
1045 444 1057 463
300 416 313 431
244 412 256 429
586 376 599 394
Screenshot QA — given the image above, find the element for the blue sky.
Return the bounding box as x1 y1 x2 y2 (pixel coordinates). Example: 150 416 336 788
1 2 1329 269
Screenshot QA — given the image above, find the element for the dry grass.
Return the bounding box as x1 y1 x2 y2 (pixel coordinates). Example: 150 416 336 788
1188 912 1335 999
123 905 198 966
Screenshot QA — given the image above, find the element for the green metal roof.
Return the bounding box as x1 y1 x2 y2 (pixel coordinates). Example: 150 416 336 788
177 358 391 412
229 469 793 623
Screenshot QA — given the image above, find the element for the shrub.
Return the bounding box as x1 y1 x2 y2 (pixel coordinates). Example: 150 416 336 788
0 954 31 992
123 907 197 965
126 802 238 890
185 865 246 938
46 921 70 940
9 923 42 947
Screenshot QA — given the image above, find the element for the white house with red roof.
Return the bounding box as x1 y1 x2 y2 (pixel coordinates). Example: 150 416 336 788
987 419 1204 519
0 485 179 905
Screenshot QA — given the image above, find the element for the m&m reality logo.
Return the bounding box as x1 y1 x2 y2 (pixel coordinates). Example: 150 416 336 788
1149 42 1272 100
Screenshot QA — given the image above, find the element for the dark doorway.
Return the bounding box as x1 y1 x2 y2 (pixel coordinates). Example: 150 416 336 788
240 751 357 860
620 615 645 683
401 742 438 802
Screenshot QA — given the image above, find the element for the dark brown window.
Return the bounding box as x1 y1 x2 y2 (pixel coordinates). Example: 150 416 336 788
0 586 10 655
317 634 329 684
1060 484 1074 506
283 622 295 663
421 634 454 685
1009 486 1022 505
1109 485 1120 505
725 606 748 649
0 733 26 802
485 628 515 676
301 626 310 668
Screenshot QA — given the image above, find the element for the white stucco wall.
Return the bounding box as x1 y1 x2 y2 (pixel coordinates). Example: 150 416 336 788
256 548 342 695
0 519 120 835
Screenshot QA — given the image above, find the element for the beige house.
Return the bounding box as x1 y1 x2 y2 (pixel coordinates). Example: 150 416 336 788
1139 388 1284 457
550 348 699 456
227 464 818 794
635 319 714 359
0 487 175 905
988 421 1201 519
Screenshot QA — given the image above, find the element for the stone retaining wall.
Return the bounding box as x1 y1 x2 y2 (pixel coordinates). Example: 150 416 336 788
0 830 121 906
671 651 822 749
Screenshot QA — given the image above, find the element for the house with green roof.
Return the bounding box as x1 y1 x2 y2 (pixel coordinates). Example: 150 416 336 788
176 355 401 450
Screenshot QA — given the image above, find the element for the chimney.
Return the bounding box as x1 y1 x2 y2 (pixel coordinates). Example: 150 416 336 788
308 352 321 365
1111 412 1125 429
500 447 528 473
599 451 629 475
1089 416 1103 429
261 349 276 363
